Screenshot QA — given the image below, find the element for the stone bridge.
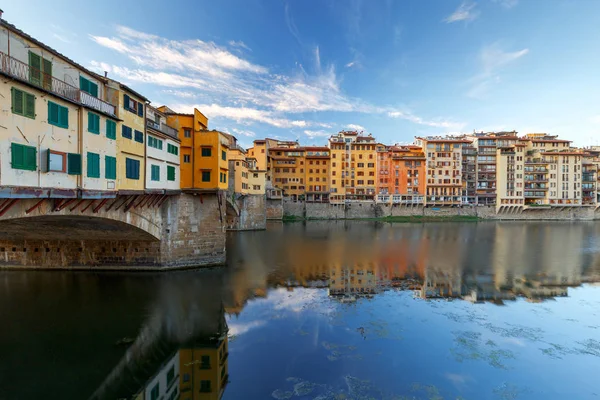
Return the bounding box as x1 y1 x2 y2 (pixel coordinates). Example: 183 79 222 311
0 190 228 270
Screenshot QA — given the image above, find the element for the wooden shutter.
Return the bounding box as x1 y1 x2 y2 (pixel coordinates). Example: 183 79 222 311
48 102 59 125
137 102 143 117
106 120 116 139
90 81 98 98
123 94 130 110
25 146 37 170
11 143 24 169
105 156 116 179
12 88 24 115
24 93 35 119
79 76 88 93
42 59 52 90
59 105 68 128
167 166 175 181
68 153 81 175
28 52 41 85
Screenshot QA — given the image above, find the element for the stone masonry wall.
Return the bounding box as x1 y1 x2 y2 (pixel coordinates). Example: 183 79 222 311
228 194 266 231
266 198 284 220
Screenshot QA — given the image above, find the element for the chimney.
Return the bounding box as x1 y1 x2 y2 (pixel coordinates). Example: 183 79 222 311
104 71 108 78
0 9 4 19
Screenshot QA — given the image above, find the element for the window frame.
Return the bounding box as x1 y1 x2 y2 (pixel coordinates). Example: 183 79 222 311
151 164 160 181
47 101 68 129
105 156 117 180
11 87 35 119
11 143 37 171
86 152 100 178
47 149 67 173
201 147 212 157
201 171 211 182
87 112 100 134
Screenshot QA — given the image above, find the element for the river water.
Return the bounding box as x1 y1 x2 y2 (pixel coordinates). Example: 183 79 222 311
1 221 600 400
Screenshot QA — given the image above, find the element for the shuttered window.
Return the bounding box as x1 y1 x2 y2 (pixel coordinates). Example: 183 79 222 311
222 150 226 161
88 112 100 134
201 148 211 157
105 156 116 180
148 136 163 149
67 153 81 175
202 171 211 182
151 165 160 181
79 76 98 97
122 125 132 139
11 143 37 171
87 152 100 178
137 103 144 117
48 101 68 129
11 88 35 119
106 120 116 139
134 130 144 143
167 144 178 155
28 51 42 86
167 165 176 181
126 158 140 180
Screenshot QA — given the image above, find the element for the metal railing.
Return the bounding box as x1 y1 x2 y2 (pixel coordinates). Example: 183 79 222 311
146 119 179 139
0 51 116 116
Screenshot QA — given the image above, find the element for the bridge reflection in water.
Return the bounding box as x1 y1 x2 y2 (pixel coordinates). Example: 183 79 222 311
1 220 600 399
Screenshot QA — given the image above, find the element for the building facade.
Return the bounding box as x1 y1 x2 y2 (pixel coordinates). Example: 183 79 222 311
145 105 180 191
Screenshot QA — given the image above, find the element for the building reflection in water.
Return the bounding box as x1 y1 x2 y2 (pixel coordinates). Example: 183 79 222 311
227 221 600 305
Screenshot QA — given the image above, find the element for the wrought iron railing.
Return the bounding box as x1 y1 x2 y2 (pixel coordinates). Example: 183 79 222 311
146 119 178 139
0 51 116 116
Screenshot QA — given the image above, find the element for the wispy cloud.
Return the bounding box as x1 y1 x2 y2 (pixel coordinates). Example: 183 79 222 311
90 25 463 131
304 130 331 138
467 43 529 98
444 2 479 23
50 24 76 45
232 127 256 137
284 2 304 47
346 124 365 131
388 111 466 129
493 0 519 9
228 40 252 52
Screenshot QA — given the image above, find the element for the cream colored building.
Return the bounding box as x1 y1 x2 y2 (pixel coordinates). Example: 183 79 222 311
145 105 180 191
496 144 526 210
0 19 118 195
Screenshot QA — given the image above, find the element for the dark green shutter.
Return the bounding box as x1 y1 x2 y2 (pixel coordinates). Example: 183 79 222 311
137 103 143 117
28 51 41 85
90 81 98 98
67 153 81 175
12 88 24 115
105 156 116 179
124 94 130 110
106 120 116 139
167 166 175 181
87 152 100 178
24 93 35 119
42 59 52 90
48 102 59 126
79 76 89 93
88 113 99 134
11 143 37 171
59 106 68 129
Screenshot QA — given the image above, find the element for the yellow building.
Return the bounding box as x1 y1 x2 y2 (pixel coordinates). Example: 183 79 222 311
269 147 306 200
228 145 249 194
247 157 266 195
327 131 377 203
178 335 229 400
305 147 330 203
106 80 147 192
159 107 209 189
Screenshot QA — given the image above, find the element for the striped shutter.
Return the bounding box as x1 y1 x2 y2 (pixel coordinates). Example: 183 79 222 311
42 59 52 90
59 106 68 128
105 156 116 179
90 81 99 98
24 93 35 118
124 94 130 110
28 52 41 85
68 153 81 175
48 102 59 125
12 88 24 115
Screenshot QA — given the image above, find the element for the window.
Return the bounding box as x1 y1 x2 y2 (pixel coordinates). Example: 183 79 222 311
134 130 144 143
79 76 98 97
123 94 143 117
150 383 159 400
151 165 160 181
183 373 190 383
183 154 191 163
122 125 132 139
47 150 66 172
167 366 175 387
219 172 227 183
11 143 37 171
222 150 226 161
28 51 51 89
11 87 35 119
105 156 116 180
167 144 178 155
86 152 100 178
48 101 68 128
148 136 163 149
202 148 212 157
87 112 100 134
184 128 191 138
200 380 211 393
167 165 176 181
68 153 81 175
202 171 211 182
126 158 140 180
106 120 116 139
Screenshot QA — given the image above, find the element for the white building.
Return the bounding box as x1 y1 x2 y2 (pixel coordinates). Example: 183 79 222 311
145 105 180 191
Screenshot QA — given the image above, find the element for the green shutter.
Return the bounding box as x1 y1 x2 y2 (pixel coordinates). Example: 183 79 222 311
59 106 68 129
124 94 130 110
87 152 100 178
89 81 98 98
151 165 160 181
67 153 81 175
167 165 175 181
11 143 37 171
106 120 116 139
105 156 116 179
12 88 24 115
28 51 41 85
48 101 59 126
24 93 35 119
42 59 52 90
79 76 89 93
88 112 99 134
137 103 143 117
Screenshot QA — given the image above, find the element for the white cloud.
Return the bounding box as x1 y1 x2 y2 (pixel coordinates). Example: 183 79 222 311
227 320 266 336
467 43 529 98
232 128 256 137
228 40 252 52
493 0 519 9
304 130 331 138
388 111 466 130
90 25 464 131
346 124 365 131
52 33 72 44
445 2 479 23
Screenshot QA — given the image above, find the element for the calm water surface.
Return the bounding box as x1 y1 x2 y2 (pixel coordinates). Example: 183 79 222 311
1 221 600 400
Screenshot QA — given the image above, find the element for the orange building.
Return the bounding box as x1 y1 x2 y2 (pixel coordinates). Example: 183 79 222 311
269 147 306 200
376 145 425 204
305 147 330 203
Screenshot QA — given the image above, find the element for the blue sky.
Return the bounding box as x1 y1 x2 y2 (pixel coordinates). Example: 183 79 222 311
4 0 600 148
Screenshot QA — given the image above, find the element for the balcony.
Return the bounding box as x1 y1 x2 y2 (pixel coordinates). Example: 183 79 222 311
0 51 116 116
146 119 178 139
524 191 546 198
524 184 548 190
524 167 548 173
582 174 596 182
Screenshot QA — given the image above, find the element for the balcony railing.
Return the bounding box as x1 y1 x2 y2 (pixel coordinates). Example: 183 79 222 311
0 51 116 116
146 119 178 139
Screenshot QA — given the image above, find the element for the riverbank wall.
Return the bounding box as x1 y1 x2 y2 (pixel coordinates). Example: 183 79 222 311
281 201 600 221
